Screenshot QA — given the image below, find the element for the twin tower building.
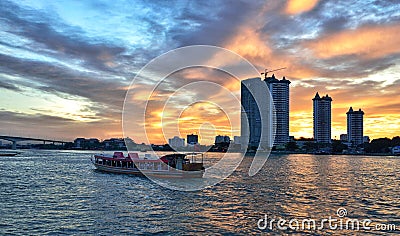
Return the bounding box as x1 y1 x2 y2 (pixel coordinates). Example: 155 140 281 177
241 74 290 150
241 75 364 150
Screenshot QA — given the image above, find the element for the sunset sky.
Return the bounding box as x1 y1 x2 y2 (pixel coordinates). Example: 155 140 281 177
0 0 399 144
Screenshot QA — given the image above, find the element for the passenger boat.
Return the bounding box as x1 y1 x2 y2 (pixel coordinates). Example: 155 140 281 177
91 152 205 178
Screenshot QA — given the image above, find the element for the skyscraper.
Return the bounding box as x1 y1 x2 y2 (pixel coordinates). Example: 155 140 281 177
168 136 185 148
241 78 263 149
187 134 198 145
241 78 274 150
240 75 289 149
265 74 291 146
313 92 332 143
214 135 230 144
347 107 364 145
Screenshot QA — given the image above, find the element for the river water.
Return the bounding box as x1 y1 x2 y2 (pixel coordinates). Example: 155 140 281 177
1 150 399 235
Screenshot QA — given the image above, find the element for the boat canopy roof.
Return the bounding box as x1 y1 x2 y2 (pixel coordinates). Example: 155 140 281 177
95 154 162 163
95 152 162 162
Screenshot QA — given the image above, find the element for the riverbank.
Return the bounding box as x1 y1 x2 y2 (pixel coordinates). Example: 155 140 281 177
245 150 399 157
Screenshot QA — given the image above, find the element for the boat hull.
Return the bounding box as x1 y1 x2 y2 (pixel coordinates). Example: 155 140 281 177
0 152 19 156
93 163 204 178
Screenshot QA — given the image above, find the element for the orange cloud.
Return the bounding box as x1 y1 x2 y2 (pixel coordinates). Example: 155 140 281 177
177 102 233 144
285 0 319 15
143 101 235 145
224 27 288 77
290 111 313 138
306 24 400 59
226 27 272 60
224 25 321 80
130 19 400 144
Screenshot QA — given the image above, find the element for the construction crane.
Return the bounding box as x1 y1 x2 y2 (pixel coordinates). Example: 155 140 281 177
261 67 286 79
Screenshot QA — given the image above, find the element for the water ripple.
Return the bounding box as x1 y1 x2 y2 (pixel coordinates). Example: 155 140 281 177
0 151 399 234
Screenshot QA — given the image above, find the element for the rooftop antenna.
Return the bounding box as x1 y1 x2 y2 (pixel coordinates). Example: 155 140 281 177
261 67 287 79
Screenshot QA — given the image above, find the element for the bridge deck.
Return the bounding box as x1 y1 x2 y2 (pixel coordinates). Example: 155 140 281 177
0 135 67 143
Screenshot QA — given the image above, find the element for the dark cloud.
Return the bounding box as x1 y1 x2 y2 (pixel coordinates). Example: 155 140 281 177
0 54 127 112
319 16 350 33
0 110 121 140
0 110 74 127
300 56 398 79
256 0 400 79
0 0 128 73
171 0 264 46
369 103 400 114
0 80 22 92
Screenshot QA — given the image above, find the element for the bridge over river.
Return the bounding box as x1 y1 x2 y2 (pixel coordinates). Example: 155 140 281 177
0 135 67 150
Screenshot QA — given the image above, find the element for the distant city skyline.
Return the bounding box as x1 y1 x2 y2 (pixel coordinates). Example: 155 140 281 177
0 81 396 145
0 1 399 144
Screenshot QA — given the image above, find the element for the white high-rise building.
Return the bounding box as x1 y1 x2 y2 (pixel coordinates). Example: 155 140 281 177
214 135 230 144
233 136 241 145
313 92 332 143
265 74 291 146
347 107 364 146
168 136 185 148
241 78 274 150
241 74 289 149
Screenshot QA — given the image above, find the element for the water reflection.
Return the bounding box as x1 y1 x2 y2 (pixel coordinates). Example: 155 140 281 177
0 150 399 234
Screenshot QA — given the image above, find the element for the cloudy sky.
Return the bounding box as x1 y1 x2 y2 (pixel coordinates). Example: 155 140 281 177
0 0 399 144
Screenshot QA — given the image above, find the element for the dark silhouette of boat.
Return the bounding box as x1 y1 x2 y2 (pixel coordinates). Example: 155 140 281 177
0 151 20 156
